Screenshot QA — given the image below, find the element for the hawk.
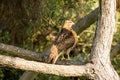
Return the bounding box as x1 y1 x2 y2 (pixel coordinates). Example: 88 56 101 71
47 20 77 64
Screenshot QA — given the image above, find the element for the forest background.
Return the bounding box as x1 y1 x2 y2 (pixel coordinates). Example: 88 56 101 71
0 0 120 80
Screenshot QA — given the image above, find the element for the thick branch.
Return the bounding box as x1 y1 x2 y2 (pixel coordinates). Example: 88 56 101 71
73 7 98 34
90 0 120 80
0 55 94 77
73 4 120 34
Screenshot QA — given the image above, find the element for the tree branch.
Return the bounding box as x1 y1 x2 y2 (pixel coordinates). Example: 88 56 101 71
0 43 84 65
73 7 98 34
0 54 94 77
0 43 44 62
90 0 120 79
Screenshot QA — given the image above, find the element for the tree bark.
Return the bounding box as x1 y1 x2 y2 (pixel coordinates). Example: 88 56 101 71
0 55 94 77
91 0 120 80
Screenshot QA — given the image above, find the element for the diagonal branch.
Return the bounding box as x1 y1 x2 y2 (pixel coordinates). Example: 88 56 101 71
73 7 98 34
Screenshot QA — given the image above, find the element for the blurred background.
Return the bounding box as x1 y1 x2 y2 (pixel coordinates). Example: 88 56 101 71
0 0 120 80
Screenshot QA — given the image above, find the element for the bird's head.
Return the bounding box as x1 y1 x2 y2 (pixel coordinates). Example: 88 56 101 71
62 20 74 30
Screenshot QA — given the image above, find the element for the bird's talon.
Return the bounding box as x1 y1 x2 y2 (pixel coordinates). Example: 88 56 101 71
61 57 66 61
61 57 71 61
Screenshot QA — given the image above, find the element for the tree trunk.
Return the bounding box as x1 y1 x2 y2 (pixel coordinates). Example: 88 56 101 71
91 0 120 80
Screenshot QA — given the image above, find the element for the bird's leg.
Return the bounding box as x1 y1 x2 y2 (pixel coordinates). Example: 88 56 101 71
65 48 71 60
61 51 66 60
61 49 71 60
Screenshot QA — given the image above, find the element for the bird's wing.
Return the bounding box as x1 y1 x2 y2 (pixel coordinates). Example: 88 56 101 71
54 28 75 53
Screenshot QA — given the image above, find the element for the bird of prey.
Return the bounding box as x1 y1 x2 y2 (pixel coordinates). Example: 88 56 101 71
47 20 77 64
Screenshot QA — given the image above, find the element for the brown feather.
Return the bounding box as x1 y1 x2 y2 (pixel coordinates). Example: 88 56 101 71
54 28 75 53
47 20 77 64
